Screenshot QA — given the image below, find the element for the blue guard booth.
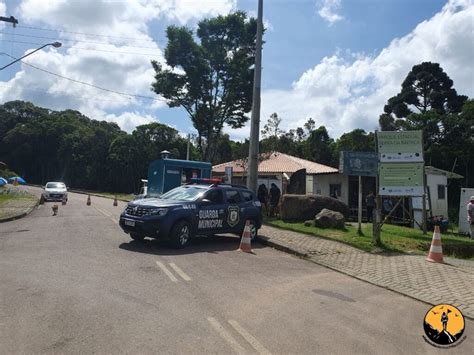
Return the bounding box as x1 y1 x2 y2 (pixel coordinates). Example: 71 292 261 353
147 151 211 197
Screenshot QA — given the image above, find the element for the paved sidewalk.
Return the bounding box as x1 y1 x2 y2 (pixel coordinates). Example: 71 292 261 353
259 225 474 319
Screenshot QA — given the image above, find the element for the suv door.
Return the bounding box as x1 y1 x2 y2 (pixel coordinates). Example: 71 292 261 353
196 189 226 234
223 189 243 232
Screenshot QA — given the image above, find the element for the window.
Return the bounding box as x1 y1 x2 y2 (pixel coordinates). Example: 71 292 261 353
160 185 207 201
225 190 242 204
437 184 446 200
241 190 253 202
204 189 223 204
329 184 341 198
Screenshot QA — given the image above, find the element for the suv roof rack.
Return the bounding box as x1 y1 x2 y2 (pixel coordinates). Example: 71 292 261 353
187 179 251 190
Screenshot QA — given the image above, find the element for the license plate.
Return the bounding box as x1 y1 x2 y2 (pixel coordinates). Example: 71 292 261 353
124 219 135 227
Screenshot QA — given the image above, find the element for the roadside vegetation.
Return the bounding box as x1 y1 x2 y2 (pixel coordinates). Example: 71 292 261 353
265 218 474 259
0 188 38 219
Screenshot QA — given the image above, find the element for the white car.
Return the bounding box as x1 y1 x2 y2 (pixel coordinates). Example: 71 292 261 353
42 182 68 202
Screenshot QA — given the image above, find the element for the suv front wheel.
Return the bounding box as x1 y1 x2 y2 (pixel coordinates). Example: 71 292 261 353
170 220 191 249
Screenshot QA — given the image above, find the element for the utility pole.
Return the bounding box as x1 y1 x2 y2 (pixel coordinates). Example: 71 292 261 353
186 134 191 160
0 16 18 27
247 0 263 193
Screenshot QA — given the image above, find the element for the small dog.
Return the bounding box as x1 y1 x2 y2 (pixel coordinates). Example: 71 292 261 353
52 204 58 216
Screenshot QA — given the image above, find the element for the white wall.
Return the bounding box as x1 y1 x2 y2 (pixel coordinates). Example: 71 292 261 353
312 173 349 204
426 173 448 217
306 175 314 194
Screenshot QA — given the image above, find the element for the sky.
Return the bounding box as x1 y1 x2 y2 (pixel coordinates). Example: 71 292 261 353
0 0 472 140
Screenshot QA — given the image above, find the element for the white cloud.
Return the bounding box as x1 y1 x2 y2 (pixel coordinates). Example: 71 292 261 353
258 0 474 139
0 0 234 132
105 111 157 133
317 0 344 25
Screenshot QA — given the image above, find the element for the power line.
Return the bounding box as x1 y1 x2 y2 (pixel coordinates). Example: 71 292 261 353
0 39 160 57
0 52 167 103
0 31 164 50
17 25 157 43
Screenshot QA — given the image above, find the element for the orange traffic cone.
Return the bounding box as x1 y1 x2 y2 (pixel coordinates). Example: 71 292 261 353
86 194 91 206
426 225 443 263
113 196 118 206
238 220 253 253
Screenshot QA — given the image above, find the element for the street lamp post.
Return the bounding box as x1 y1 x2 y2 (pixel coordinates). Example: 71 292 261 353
0 42 61 70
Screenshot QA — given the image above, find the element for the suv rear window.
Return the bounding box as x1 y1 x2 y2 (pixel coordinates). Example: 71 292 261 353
225 190 242 204
204 189 223 204
241 190 253 202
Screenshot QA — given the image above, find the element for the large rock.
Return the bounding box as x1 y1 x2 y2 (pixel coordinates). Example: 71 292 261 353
314 209 346 229
280 194 350 222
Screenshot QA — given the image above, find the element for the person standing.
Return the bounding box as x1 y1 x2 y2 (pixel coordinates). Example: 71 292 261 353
468 196 474 240
269 183 281 218
441 312 448 332
257 184 268 215
366 191 375 223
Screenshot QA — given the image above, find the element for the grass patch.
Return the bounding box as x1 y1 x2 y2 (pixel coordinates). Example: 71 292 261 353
265 218 474 259
0 189 38 218
0 191 37 203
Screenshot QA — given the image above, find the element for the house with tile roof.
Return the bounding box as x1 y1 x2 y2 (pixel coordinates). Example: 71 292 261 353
212 151 343 197
212 152 460 226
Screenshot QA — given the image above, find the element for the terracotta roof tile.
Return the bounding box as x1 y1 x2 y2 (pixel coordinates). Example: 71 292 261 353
212 152 338 175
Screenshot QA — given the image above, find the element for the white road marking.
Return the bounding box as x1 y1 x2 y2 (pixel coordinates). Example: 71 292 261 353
207 317 246 355
155 261 178 282
169 262 191 281
228 320 271 355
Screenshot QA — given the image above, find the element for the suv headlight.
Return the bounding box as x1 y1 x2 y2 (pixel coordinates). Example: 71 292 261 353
149 208 168 216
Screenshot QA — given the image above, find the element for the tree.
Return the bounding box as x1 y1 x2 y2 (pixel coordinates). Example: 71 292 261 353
261 112 283 152
261 112 283 139
380 62 467 129
334 129 375 162
304 126 335 166
151 12 257 161
304 117 316 134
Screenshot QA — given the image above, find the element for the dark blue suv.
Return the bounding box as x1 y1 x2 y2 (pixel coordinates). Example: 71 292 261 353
119 180 262 248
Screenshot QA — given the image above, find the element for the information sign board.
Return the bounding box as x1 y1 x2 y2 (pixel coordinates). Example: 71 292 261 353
377 131 423 162
379 162 424 196
339 151 378 176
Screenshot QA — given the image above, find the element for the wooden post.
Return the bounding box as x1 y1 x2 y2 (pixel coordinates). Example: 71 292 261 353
358 175 362 235
373 131 381 246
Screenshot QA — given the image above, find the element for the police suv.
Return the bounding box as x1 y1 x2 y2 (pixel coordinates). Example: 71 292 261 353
119 179 262 248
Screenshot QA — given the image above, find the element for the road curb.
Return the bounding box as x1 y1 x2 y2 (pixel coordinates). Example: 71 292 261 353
258 234 474 320
257 235 308 258
68 189 130 203
0 198 39 223
27 184 131 203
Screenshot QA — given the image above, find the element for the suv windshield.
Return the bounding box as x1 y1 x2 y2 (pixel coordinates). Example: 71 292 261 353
46 183 65 189
160 185 207 201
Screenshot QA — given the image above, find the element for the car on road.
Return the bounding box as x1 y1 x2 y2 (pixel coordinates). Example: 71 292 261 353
119 179 262 248
42 182 68 202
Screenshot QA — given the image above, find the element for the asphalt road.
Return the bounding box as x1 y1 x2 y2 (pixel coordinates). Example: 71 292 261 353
1 187 472 354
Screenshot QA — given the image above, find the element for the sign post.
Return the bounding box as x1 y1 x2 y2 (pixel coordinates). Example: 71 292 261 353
376 130 425 236
339 151 378 236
